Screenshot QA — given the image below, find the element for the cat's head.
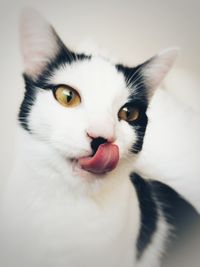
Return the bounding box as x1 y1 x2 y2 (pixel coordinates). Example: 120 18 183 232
19 9 177 180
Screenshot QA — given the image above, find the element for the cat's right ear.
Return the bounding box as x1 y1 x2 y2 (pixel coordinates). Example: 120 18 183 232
20 8 68 78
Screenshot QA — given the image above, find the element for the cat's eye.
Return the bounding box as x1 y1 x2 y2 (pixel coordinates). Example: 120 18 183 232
54 85 81 108
118 105 140 122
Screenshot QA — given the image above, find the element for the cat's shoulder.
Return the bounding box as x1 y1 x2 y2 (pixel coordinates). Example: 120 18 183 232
130 172 200 223
130 172 200 264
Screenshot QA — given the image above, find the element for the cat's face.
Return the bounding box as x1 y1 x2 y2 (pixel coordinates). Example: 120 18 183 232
19 9 177 178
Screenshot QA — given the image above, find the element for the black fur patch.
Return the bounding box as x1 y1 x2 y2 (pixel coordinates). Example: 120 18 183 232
18 45 91 131
18 75 37 131
116 64 148 105
151 180 200 265
116 64 148 153
130 173 200 262
130 173 158 259
91 137 107 155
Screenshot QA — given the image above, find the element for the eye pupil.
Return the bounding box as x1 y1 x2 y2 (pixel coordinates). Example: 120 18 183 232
64 90 73 103
126 108 131 119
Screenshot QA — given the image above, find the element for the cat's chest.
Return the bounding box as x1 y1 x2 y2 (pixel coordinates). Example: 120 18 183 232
2 172 140 267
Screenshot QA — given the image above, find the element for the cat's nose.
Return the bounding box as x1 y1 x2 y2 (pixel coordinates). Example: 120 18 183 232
90 136 108 154
87 131 115 143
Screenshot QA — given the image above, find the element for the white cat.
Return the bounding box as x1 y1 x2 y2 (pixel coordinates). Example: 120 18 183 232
1 9 199 267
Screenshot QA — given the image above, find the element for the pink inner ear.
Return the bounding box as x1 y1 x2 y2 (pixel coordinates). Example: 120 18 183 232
23 45 54 77
20 9 59 77
142 48 178 97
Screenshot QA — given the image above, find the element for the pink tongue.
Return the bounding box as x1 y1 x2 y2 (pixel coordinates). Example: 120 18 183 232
79 143 119 174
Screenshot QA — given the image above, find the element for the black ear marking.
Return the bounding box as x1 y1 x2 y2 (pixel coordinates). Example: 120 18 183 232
116 48 178 100
34 44 91 89
116 63 148 103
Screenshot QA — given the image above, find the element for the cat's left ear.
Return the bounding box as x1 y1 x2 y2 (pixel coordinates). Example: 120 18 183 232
141 48 179 98
20 8 72 78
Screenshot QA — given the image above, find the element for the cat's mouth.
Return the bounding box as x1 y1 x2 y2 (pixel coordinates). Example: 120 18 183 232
77 143 119 175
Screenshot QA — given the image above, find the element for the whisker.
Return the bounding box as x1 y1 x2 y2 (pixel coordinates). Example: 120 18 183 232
129 80 146 91
126 64 144 88
128 71 144 89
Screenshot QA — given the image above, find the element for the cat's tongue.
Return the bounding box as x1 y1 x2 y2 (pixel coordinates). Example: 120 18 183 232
79 143 119 174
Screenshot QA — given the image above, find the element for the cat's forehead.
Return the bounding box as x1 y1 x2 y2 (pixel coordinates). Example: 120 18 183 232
51 56 128 98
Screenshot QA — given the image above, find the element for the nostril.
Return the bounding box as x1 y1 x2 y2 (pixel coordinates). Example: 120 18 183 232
91 137 108 155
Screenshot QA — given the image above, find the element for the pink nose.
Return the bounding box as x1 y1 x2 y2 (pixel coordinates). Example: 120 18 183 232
87 132 115 143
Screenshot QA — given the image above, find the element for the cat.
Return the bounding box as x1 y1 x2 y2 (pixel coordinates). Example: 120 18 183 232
0 8 199 267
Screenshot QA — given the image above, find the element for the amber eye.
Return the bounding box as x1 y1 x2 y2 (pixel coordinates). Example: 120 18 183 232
54 85 81 107
118 105 140 122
